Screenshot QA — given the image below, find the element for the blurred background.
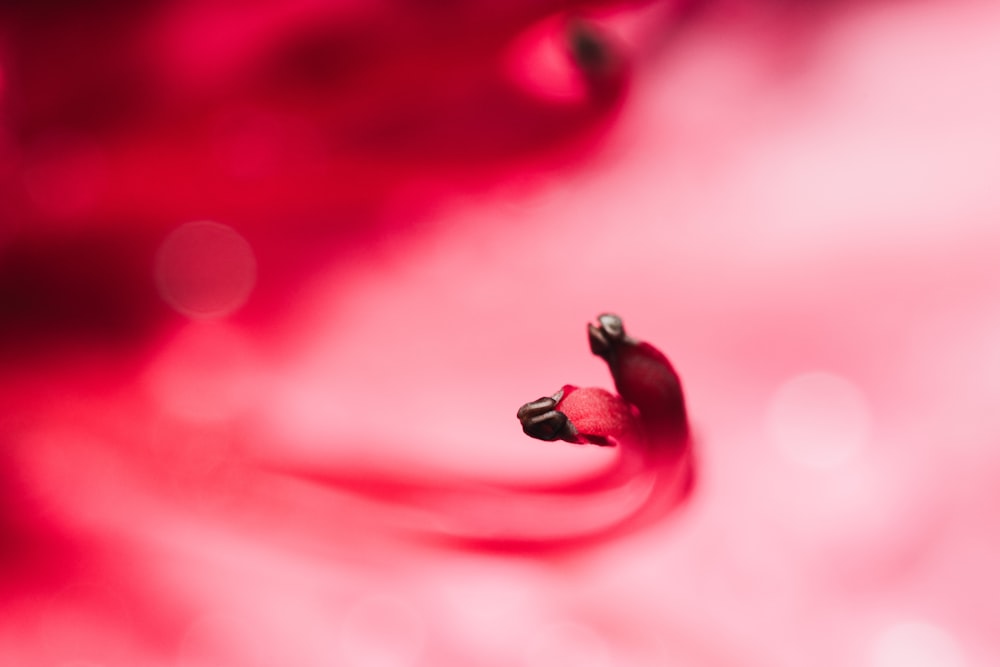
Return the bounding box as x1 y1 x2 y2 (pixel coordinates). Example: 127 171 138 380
2 0 1000 665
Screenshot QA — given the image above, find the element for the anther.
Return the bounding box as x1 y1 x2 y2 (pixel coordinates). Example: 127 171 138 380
588 312 627 360
516 390 578 442
566 19 613 75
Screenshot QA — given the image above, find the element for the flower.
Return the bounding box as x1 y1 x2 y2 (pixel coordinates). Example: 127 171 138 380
3 0 1000 666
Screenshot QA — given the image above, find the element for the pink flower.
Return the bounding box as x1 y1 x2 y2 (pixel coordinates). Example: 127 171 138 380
3 0 1000 666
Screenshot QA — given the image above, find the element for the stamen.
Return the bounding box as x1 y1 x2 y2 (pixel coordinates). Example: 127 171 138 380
517 392 578 442
588 312 626 360
520 314 689 448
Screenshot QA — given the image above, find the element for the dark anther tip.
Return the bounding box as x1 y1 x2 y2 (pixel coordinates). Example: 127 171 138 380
588 323 609 357
589 313 625 358
517 396 556 421
566 19 613 75
517 390 575 442
597 313 624 338
522 410 570 441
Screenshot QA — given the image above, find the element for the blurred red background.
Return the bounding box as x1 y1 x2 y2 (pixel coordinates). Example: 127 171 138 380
2 0 1000 665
